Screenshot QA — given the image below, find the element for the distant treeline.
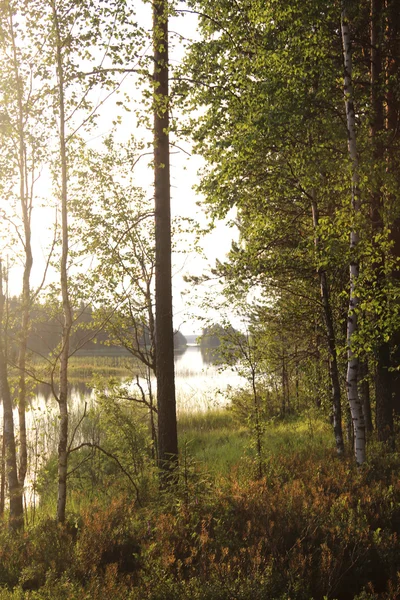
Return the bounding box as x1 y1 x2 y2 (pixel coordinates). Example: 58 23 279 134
200 325 242 349
7 299 187 357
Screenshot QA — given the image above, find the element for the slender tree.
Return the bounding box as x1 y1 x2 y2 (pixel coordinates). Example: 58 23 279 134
6 1 33 490
46 0 145 520
311 190 344 455
341 4 366 464
369 0 393 441
0 261 23 530
386 0 400 416
50 0 72 523
153 0 178 474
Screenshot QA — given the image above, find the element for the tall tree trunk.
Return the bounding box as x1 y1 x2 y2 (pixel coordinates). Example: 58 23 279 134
341 5 366 464
8 3 32 489
0 262 24 530
52 1 72 523
386 0 400 416
370 0 393 442
311 192 345 455
250 366 263 479
153 0 178 475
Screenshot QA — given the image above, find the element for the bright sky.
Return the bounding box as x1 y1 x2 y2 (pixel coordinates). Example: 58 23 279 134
3 1 237 336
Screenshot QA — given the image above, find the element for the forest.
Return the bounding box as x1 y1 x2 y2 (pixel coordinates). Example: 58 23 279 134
0 0 400 598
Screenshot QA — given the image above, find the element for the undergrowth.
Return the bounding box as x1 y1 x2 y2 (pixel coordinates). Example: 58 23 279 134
1 429 400 599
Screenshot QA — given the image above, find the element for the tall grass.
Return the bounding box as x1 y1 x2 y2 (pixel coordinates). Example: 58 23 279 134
177 409 334 478
68 355 142 378
178 409 248 476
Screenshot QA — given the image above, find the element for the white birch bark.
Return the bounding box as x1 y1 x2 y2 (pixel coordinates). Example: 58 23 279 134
8 3 32 490
341 6 366 465
52 1 72 522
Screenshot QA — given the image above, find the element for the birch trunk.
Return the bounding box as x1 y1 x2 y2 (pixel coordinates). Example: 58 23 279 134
52 2 72 522
153 0 178 475
341 5 366 465
311 191 344 455
8 4 32 489
0 262 24 530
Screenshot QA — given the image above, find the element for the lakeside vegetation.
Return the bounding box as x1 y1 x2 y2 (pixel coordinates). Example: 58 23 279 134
1 0 400 598
0 411 399 599
68 356 142 379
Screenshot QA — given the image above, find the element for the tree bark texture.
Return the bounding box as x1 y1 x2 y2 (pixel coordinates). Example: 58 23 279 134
0 263 24 530
341 6 366 465
250 366 263 479
153 0 178 474
52 2 72 523
311 193 345 455
375 342 393 441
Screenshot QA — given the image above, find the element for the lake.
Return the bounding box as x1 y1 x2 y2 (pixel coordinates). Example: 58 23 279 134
30 344 243 414
18 344 244 505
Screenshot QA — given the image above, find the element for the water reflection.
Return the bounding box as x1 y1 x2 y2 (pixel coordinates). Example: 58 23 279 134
11 346 244 506
174 345 242 412
33 380 92 404
30 345 243 413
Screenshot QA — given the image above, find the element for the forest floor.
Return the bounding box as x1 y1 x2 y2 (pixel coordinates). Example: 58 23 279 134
0 411 399 600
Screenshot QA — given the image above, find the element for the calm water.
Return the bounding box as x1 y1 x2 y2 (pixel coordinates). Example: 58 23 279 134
23 345 244 460
30 345 244 415
17 345 243 504
20 346 242 467
174 345 243 412
3 346 244 506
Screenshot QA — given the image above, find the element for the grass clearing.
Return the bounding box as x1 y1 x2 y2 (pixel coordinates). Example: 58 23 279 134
177 408 334 476
178 409 248 475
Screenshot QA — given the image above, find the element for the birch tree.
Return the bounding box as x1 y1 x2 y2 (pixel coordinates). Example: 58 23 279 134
340 5 366 463
0 1 34 495
49 0 71 523
0 0 51 512
8 3 32 493
45 0 146 521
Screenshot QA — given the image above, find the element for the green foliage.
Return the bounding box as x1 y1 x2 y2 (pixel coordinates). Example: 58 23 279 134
36 388 155 512
178 0 400 456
